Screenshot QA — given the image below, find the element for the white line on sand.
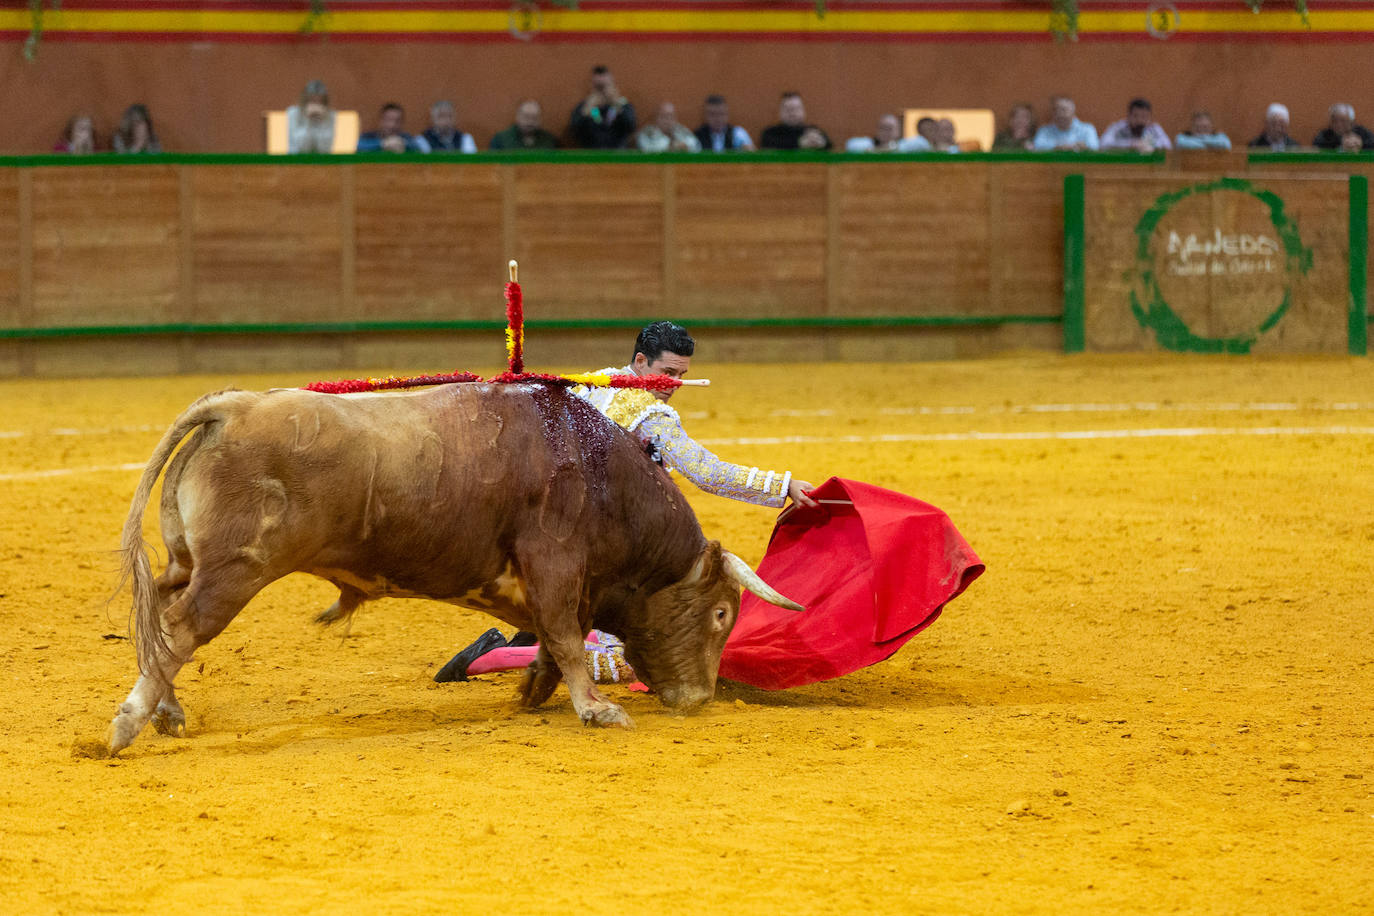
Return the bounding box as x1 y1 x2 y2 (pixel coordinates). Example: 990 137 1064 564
9 426 1372 482
0 463 146 482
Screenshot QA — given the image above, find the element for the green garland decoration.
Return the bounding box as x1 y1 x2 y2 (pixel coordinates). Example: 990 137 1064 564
299 0 328 36
15 0 1320 58
1050 0 1079 42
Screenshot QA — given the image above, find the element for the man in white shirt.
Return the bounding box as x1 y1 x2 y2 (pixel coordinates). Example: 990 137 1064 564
1033 96 1099 151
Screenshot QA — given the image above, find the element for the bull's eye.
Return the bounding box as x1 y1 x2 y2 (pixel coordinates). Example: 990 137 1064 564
715 607 727 622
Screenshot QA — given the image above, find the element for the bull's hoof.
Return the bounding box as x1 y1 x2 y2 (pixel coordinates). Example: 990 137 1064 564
150 702 186 738
108 709 144 757
314 602 345 625
518 665 561 709
580 704 636 730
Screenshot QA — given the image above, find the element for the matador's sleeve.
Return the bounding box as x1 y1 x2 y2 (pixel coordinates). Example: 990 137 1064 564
637 411 791 508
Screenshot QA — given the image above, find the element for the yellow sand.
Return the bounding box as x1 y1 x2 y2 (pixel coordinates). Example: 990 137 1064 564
1 355 1371 914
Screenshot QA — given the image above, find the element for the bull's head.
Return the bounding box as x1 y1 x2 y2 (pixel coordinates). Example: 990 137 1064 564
618 541 802 712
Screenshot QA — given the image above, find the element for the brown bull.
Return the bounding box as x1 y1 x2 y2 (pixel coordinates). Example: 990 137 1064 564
109 382 800 755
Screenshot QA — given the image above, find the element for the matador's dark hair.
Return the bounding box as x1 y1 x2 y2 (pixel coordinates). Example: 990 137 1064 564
633 321 695 363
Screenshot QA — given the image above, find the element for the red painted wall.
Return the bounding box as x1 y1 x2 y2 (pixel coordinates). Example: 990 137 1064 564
1 29 1368 153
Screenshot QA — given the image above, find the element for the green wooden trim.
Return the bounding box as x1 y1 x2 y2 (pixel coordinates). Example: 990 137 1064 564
1062 173 1087 353
1249 151 1374 165
0 150 1167 169
0 314 1059 341
1351 175 1369 355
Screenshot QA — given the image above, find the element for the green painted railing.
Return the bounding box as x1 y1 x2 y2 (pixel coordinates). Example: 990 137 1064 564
0 150 1168 168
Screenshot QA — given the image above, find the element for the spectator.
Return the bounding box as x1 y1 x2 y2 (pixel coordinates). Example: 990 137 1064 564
637 102 701 153
1248 103 1299 151
914 117 938 149
759 92 831 151
422 100 477 153
1341 132 1366 152
112 104 161 154
845 113 904 152
55 113 97 154
287 79 335 154
1175 110 1232 150
992 103 1036 151
1032 96 1098 151
693 94 755 152
1313 103 1374 151
569 65 636 149
933 118 960 153
489 100 559 151
1099 98 1172 152
357 103 429 153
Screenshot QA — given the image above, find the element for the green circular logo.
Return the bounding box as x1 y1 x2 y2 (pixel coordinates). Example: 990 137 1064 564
1129 178 1313 353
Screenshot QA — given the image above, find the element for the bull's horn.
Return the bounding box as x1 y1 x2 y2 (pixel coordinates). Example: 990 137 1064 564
722 551 804 611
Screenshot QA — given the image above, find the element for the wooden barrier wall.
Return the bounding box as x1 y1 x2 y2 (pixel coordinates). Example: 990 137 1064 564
1081 174 1355 354
0 153 1368 377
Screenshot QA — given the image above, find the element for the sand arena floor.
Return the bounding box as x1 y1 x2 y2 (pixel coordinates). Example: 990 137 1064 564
1 355 1372 914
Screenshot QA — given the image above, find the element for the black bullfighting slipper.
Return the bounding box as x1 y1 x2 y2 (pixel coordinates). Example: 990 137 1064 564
433 628 508 683
507 630 538 648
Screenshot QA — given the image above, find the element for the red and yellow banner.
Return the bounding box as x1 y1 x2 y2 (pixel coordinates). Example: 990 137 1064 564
0 1 1366 44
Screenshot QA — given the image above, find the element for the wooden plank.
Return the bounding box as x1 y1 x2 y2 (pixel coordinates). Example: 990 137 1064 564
988 161 1075 318
831 162 991 317
353 163 504 321
177 166 195 371
1083 174 1351 354
512 164 664 319
501 167 517 271
673 163 826 317
662 164 677 312
190 165 343 323
339 164 356 318
1253 178 1350 354
30 165 180 327
0 170 19 329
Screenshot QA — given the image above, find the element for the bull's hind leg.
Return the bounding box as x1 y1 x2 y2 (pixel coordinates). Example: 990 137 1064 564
149 561 193 736
314 583 366 626
110 572 263 755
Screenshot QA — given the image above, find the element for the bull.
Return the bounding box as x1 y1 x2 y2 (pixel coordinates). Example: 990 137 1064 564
108 382 801 755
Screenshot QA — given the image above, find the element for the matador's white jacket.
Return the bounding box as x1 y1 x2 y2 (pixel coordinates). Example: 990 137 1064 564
574 366 792 508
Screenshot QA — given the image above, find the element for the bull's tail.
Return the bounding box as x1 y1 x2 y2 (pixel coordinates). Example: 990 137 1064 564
117 389 256 681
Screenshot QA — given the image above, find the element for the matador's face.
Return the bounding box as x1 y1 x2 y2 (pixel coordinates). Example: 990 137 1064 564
634 351 691 402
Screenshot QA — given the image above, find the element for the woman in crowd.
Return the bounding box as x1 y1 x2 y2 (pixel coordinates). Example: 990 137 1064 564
112 103 161 153
992 102 1036 151
287 79 336 154
55 113 97 154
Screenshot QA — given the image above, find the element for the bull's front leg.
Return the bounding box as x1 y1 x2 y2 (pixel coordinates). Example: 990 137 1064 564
517 645 563 709
543 631 634 729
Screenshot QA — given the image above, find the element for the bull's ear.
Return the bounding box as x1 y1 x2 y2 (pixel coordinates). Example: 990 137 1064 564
682 541 724 587
722 550 804 611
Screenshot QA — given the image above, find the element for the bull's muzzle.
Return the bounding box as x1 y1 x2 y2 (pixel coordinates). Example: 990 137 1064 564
657 684 714 712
